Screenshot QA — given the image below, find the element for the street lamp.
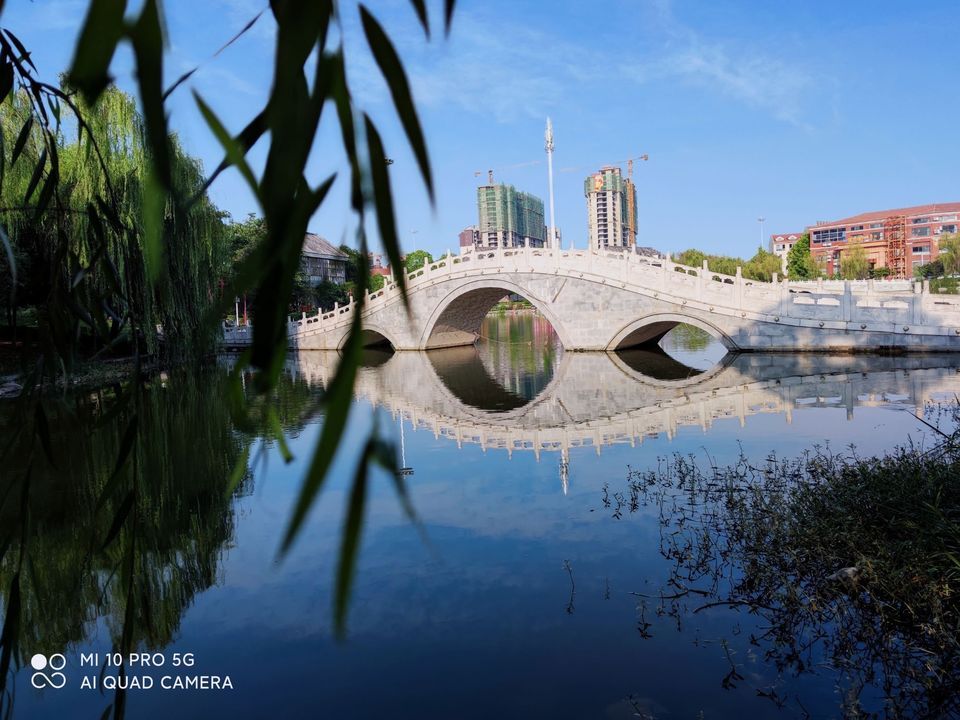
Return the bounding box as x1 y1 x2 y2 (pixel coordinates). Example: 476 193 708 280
758 217 766 247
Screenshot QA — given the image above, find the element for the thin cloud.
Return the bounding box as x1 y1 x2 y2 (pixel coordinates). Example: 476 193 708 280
339 2 822 128
627 43 816 127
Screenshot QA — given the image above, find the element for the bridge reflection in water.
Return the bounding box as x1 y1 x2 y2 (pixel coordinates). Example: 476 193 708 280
289 341 960 467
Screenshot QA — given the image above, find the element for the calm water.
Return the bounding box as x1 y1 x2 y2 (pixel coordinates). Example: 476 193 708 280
3 314 958 719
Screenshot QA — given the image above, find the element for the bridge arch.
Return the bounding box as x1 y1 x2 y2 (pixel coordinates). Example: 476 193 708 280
418 279 572 350
337 323 399 351
607 312 739 352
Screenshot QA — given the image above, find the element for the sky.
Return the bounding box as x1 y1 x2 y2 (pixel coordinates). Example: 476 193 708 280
5 0 959 259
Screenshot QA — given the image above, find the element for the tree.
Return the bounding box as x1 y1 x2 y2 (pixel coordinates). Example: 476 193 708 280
313 280 350 312
674 248 706 268
786 234 819 280
840 242 870 280
871 266 891 279
939 232 960 275
743 247 783 282
229 213 267 267
405 249 433 272
915 258 944 279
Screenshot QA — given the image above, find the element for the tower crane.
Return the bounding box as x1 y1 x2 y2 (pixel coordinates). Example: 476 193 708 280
559 153 649 175
473 159 542 184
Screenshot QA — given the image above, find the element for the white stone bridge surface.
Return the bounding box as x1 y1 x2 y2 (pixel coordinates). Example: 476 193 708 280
222 247 960 352
287 349 960 457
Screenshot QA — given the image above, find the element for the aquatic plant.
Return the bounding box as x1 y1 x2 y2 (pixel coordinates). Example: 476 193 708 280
612 410 960 718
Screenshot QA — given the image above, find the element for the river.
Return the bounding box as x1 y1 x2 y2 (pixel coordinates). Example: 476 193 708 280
2 312 957 719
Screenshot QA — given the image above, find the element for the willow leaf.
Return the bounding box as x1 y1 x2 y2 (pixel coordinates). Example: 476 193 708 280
280 277 366 554
269 408 294 463
0 227 14 306
193 92 260 199
3 31 36 72
0 57 12 103
33 144 58 219
129 0 170 186
364 115 408 307
0 572 20 699
359 6 433 201
335 437 372 638
96 414 138 510
195 109 266 202
142 165 164 283
34 402 56 469
67 0 128 103
23 148 47 203
224 444 251 500
10 115 32 167
444 0 456 34
101 490 135 551
409 0 429 37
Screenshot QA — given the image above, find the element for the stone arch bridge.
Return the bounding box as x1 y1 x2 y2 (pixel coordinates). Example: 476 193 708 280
222 247 960 352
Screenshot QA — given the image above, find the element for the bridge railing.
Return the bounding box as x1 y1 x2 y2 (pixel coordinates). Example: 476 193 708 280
272 243 959 343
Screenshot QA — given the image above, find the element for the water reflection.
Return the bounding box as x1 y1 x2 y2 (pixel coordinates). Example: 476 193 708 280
4 312 960 720
0 368 319 719
292 349 960 459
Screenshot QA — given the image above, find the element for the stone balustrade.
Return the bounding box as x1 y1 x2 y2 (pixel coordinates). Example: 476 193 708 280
220 245 960 352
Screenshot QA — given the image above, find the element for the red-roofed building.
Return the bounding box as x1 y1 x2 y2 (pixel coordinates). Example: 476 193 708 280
807 202 960 278
769 232 805 268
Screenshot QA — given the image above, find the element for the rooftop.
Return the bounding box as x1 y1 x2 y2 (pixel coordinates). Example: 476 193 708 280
813 202 960 228
302 233 348 259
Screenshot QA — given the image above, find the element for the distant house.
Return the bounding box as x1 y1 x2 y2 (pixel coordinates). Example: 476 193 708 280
301 233 348 285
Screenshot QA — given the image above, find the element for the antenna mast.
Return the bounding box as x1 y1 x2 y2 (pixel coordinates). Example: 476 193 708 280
545 118 557 251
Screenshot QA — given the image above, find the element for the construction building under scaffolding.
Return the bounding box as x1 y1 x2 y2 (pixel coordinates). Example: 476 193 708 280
470 181 547 249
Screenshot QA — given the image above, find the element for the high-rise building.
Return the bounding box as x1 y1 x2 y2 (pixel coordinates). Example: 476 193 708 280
584 166 637 250
475 184 547 248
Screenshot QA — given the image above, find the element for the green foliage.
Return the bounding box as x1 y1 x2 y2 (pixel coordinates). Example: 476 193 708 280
675 246 783 282
916 258 945 279
405 249 433 272
0 85 228 359
742 246 782 282
314 280 350 311
786 233 819 280
840 241 870 280
930 277 960 294
673 248 706 268
939 232 960 275
620 411 960 717
229 213 266 267
871 266 891 279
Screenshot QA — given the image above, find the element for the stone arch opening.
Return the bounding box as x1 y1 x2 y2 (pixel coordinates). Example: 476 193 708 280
420 281 570 350
608 313 738 352
337 326 398 352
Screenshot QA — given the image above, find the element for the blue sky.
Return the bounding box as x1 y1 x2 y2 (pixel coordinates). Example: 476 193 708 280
5 0 959 259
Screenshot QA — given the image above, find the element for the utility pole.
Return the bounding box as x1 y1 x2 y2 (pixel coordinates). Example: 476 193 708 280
758 217 766 247
545 118 557 251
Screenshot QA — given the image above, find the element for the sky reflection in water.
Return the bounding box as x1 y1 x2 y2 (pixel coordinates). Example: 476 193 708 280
11 315 960 719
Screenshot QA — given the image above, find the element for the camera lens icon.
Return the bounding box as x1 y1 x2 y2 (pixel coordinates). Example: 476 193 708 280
30 653 67 689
